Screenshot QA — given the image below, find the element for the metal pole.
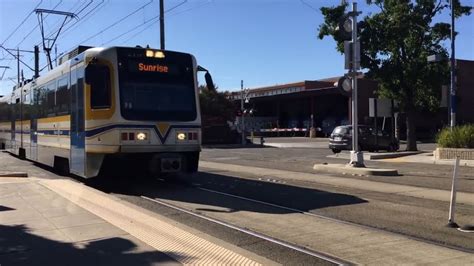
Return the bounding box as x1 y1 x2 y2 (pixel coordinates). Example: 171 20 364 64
160 0 165 50
55 44 58 67
34 45 39 79
450 0 456 129
241 80 245 145
447 157 460 227
349 1 364 167
16 48 24 151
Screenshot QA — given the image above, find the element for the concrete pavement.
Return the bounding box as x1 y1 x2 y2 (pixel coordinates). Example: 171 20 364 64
0 175 266 265
0 177 175 266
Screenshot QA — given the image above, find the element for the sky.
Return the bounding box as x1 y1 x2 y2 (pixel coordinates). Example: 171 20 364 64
0 0 473 96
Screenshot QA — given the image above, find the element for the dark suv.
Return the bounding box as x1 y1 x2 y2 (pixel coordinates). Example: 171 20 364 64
328 125 399 153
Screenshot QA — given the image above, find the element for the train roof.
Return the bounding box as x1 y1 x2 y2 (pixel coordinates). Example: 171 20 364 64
10 45 194 96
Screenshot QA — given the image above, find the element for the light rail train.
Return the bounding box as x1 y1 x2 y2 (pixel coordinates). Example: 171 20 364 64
0 46 212 178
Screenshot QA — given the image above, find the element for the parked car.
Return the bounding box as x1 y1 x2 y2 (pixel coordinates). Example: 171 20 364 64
328 125 399 153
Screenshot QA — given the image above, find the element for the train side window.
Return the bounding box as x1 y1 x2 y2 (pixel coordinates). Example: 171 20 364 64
46 81 56 117
56 77 70 115
86 64 111 109
35 87 45 118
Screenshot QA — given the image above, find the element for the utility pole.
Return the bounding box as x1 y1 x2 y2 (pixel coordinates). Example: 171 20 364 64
241 80 245 145
55 44 58 67
450 0 456 129
17 48 23 150
0 46 35 73
160 0 165 50
34 45 39 79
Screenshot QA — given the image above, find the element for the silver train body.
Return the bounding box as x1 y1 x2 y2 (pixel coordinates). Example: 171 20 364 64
0 46 202 178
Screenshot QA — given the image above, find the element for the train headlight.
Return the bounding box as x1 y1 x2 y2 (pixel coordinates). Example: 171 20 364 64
154 51 165 58
136 132 148 141
146 50 154 57
177 132 186 141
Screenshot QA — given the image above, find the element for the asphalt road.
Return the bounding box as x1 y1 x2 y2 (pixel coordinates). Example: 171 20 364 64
201 146 474 193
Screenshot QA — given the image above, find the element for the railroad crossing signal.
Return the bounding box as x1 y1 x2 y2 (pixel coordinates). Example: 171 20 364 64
337 12 361 71
336 2 364 167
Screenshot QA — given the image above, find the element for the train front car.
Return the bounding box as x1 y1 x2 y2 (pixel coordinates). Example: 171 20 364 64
80 47 201 178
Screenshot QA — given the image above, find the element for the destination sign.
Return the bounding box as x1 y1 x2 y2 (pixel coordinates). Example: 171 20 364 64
127 60 180 75
137 63 169 73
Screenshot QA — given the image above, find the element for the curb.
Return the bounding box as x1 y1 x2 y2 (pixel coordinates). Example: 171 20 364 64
0 172 28 178
368 151 425 160
313 163 398 176
203 144 265 149
328 151 426 161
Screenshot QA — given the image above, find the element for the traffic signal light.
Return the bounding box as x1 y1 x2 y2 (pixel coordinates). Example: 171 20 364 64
336 15 353 41
336 11 360 71
334 75 352 95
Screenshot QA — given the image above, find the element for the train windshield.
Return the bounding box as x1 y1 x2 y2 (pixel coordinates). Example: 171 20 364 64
117 48 196 121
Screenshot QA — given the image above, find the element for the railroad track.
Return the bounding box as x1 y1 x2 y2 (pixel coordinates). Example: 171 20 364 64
141 194 350 266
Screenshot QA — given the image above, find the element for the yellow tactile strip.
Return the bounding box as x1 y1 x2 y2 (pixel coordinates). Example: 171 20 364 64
40 178 260 265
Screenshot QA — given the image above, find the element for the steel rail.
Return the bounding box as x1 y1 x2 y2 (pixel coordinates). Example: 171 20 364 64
141 195 349 266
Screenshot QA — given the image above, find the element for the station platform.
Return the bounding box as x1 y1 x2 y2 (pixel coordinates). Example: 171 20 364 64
0 175 265 265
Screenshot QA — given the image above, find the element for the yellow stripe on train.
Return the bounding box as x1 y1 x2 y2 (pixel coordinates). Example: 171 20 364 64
38 115 70 123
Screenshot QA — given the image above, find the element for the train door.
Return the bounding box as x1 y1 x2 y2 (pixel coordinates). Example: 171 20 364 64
70 66 86 176
30 90 38 161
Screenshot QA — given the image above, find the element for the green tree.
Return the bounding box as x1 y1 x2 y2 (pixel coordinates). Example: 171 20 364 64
198 85 235 122
318 0 471 151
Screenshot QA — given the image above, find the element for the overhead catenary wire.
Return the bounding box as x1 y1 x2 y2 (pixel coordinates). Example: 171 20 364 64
23 0 94 69
55 0 152 60
166 0 213 18
299 0 320 13
30 0 212 75
40 0 93 46
103 15 160 45
120 0 215 45
24 0 101 65
59 0 107 39
1 0 43 46
0 0 44 86
75 0 154 46
104 0 188 46
15 0 64 48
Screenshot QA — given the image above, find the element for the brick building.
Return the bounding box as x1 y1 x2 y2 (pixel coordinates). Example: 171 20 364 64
230 59 473 139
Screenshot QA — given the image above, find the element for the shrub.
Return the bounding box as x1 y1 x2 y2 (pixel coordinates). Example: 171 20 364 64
436 124 474 148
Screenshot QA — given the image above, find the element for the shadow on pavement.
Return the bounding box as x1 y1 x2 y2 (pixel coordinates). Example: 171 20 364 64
0 205 15 212
0 224 181 266
87 170 368 215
